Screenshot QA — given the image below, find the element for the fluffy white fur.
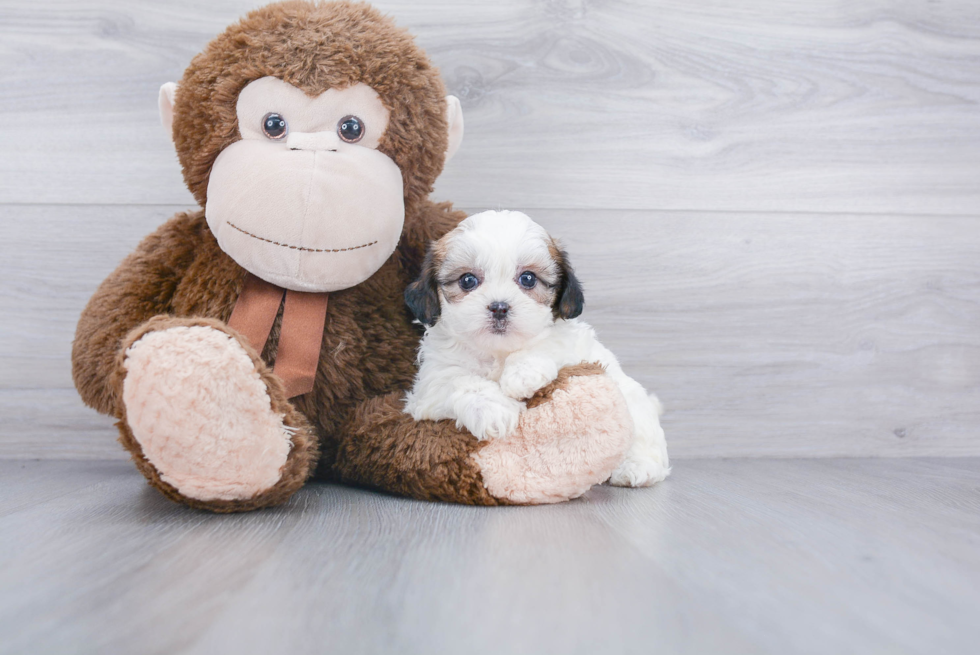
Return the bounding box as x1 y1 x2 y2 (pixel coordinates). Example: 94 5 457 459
403 210 670 487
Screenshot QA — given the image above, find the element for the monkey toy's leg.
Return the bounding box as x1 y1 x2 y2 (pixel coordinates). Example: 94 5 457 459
332 364 634 505
72 213 319 512
113 316 319 512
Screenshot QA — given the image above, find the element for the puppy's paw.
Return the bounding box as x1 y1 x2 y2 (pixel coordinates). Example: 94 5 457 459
457 394 524 441
608 446 670 488
499 360 559 400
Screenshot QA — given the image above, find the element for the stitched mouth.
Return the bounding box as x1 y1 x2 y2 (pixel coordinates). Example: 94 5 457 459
227 222 378 253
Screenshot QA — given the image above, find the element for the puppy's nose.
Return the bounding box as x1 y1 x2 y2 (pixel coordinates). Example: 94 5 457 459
488 301 509 320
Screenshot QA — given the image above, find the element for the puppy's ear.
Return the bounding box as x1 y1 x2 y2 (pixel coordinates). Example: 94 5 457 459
405 248 442 326
552 245 585 319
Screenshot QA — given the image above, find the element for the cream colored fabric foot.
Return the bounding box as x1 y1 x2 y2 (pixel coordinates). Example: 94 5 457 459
122 325 292 501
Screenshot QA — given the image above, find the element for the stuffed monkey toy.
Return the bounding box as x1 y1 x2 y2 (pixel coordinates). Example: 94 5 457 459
71 0 634 512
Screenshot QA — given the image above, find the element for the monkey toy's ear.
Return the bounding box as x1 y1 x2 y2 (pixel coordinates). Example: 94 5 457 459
404 249 442 327
158 82 178 142
445 95 464 163
553 247 585 320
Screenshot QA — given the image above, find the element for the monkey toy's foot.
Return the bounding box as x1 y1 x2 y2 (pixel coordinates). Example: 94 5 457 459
473 363 634 504
117 317 317 512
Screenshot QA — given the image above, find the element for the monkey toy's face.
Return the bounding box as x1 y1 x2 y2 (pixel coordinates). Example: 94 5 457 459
206 77 402 292
159 2 464 293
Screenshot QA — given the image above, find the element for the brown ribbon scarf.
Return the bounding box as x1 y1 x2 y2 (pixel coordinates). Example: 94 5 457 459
227 273 329 398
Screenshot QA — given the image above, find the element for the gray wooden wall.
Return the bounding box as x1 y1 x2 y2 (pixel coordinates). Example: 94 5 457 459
1 0 978 460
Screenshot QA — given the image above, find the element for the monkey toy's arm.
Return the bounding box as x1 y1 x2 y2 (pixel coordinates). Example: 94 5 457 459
332 363 636 505
71 211 207 417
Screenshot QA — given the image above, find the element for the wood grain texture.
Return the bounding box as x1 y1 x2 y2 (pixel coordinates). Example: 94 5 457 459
3 204 978 459
536 208 980 458
1 0 979 212
1 0 979 459
1 458 978 654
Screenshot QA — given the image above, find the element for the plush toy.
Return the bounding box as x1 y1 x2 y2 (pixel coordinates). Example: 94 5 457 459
71 0 634 512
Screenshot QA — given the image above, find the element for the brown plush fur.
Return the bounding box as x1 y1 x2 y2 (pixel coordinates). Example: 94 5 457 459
335 392 507 505
171 0 450 216
71 2 470 511
334 364 606 505
71 1 615 512
525 362 605 410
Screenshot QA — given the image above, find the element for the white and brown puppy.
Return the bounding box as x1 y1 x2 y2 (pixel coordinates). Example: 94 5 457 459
403 210 669 487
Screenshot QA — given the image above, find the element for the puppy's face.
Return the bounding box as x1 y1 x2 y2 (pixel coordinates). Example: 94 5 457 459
405 210 584 352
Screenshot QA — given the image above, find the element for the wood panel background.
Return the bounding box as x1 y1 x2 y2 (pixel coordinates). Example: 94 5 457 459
1 0 978 459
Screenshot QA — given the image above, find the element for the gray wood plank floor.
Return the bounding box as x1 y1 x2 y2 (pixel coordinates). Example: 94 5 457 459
1 458 978 655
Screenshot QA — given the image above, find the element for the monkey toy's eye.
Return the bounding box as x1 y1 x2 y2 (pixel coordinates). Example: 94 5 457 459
337 115 365 143
518 272 537 289
458 273 480 291
262 113 288 140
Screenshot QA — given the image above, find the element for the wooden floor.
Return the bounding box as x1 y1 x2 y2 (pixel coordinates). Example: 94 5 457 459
1 458 978 655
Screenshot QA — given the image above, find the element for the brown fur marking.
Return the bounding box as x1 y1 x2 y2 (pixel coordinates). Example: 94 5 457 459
403 238 446 325
547 238 585 320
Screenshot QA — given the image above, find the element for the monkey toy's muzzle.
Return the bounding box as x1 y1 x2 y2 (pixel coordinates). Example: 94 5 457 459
205 137 405 293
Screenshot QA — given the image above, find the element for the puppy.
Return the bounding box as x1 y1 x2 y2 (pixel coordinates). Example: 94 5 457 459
403 210 669 487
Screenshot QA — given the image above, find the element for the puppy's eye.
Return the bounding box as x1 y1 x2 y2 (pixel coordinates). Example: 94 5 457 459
518 272 537 289
262 113 288 140
458 273 480 291
338 115 364 143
